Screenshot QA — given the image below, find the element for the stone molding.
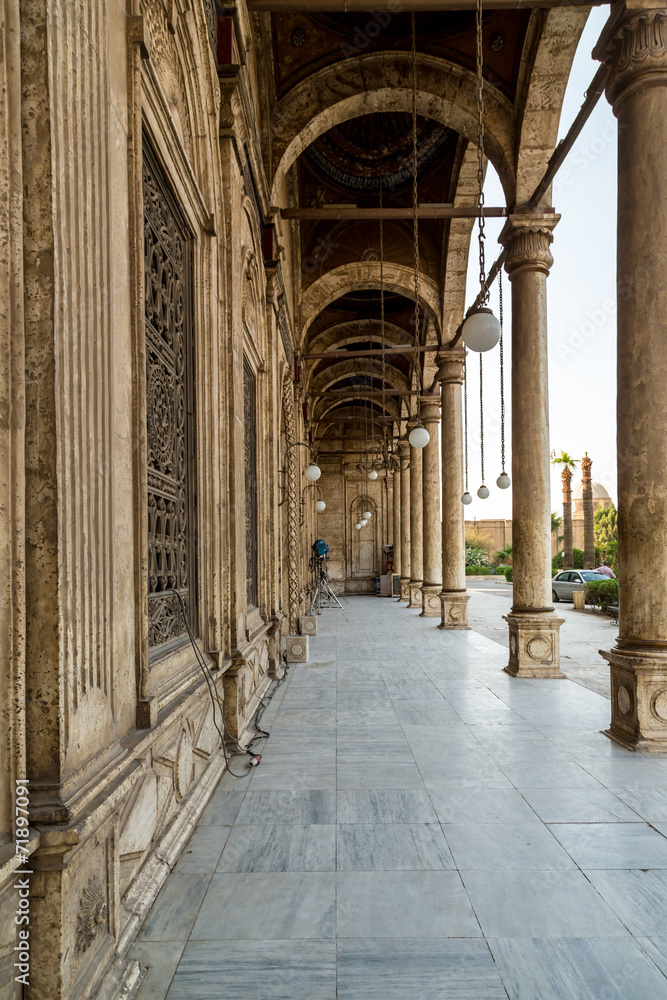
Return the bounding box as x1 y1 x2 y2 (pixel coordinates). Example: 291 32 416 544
595 5 667 106
499 214 560 277
420 584 442 618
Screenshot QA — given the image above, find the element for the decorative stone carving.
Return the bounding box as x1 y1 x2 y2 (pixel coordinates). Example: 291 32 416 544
285 636 309 663
76 877 108 952
595 6 667 105
617 684 633 717
300 615 318 636
438 593 471 630
501 221 556 276
504 612 565 678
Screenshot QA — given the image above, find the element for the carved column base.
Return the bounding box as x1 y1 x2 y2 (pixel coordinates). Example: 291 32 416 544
601 646 667 752
285 635 309 663
300 615 318 637
399 579 410 602
408 581 423 607
504 611 565 678
420 585 441 618
438 591 471 629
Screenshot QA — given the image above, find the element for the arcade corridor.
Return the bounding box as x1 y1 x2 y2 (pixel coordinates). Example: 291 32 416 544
132 598 667 1000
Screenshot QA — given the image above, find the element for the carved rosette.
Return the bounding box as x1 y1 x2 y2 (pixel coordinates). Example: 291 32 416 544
500 216 559 277
595 7 667 107
436 352 465 386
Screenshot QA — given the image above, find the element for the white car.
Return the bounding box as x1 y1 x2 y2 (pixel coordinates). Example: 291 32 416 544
552 570 606 602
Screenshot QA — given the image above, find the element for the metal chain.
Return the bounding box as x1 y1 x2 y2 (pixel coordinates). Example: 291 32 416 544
411 12 420 410
380 183 387 465
475 0 488 303
479 353 485 484
464 353 469 492
499 270 506 472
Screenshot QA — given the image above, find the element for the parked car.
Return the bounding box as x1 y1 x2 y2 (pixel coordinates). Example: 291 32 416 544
552 569 606 602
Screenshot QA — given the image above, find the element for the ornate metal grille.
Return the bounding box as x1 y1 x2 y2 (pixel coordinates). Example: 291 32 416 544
143 138 197 651
244 358 258 609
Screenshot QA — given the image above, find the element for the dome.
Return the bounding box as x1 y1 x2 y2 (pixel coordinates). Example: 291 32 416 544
573 481 610 500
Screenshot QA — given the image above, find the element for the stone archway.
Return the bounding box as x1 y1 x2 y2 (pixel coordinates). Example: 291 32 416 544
269 50 516 204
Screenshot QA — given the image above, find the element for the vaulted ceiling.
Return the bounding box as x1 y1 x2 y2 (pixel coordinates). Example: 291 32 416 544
258 8 588 461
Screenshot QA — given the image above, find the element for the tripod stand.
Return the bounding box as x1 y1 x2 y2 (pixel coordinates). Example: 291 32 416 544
308 554 345 615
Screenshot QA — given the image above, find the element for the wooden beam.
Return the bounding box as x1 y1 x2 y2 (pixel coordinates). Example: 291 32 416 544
281 205 508 221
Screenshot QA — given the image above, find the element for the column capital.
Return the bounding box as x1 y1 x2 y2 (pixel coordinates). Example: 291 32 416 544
594 3 667 108
397 438 410 465
435 350 465 385
499 213 560 277
420 394 441 426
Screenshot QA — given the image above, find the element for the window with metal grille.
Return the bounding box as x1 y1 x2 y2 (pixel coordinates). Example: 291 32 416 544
244 357 258 609
143 137 197 652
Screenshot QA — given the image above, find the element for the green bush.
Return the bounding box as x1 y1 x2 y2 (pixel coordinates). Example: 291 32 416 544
465 565 492 576
552 548 585 572
465 545 490 567
584 578 619 612
504 567 513 583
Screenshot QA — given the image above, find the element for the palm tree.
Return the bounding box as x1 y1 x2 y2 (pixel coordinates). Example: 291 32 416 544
552 451 579 569
581 452 595 569
551 512 564 555
494 544 512 566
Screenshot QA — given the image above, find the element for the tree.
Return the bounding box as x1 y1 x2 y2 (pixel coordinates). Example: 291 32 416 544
552 452 579 569
581 453 595 569
494 544 512 566
551 512 564 554
595 501 618 573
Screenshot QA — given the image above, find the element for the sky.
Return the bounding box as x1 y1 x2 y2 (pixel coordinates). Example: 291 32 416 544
462 7 617 522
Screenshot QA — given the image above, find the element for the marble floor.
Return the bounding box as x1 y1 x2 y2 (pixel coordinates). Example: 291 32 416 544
132 596 667 1000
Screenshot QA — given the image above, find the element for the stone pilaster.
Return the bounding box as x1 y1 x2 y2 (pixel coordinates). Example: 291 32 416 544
420 396 442 617
500 213 564 676
595 3 667 749
408 426 423 607
437 352 470 629
398 440 411 601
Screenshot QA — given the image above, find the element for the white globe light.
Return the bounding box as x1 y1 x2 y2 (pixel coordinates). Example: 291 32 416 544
462 492 473 505
305 463 321 482
315 500 326 512
368 470 378 480
360 518 368 527
477 485 490 499
408 425 430 449
496 473 511 489
363 511 372 520
356 523 362 530
461 307 501 353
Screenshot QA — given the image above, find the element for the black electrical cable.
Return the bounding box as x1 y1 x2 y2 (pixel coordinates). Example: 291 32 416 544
169 589 258 778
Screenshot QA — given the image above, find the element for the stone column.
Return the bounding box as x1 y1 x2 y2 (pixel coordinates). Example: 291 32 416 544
420 395 442 617
595 3 667 749
437 352 470 628
398 440 411 601
392 468 401 579
499 213 564 676
408 428 423 607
